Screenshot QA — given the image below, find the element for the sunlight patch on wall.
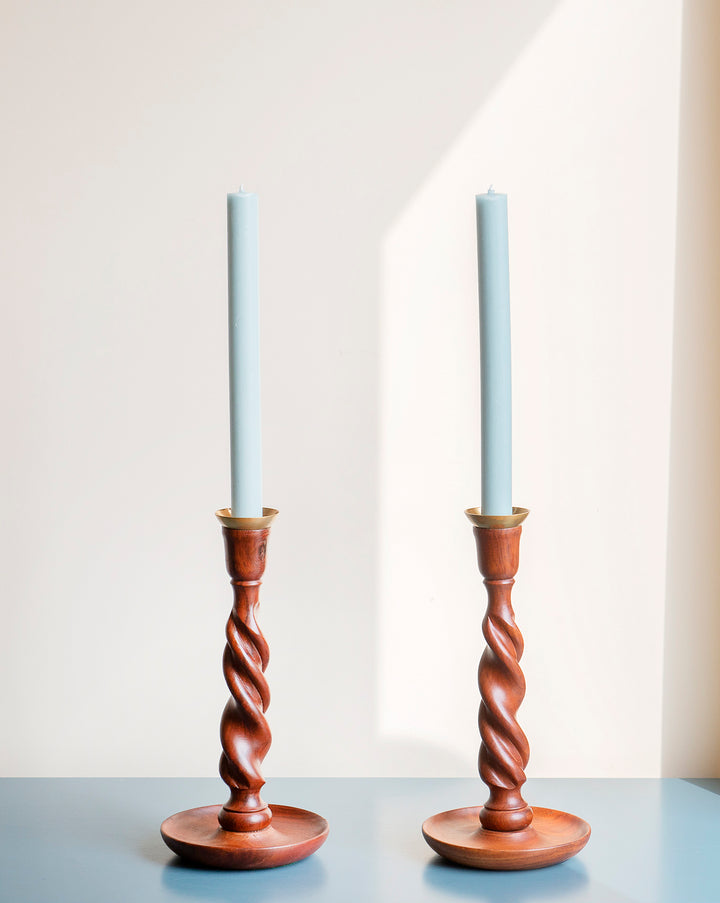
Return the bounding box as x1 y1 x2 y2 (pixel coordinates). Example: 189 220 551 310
377 0 682 777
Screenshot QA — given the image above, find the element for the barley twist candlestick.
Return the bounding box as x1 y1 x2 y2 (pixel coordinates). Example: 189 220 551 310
161 508 328 869
217 523 273 832
422 507 590 870
476 519 532 833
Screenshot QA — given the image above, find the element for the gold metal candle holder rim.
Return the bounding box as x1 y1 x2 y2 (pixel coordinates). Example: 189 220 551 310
215 507 279 530
465 506 529 529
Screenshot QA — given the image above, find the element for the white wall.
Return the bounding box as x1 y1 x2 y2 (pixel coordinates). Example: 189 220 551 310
1 0 701 779
662 0 720 778
377 0 682 777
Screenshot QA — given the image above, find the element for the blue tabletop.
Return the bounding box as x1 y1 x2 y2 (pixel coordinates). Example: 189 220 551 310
1 777 718 902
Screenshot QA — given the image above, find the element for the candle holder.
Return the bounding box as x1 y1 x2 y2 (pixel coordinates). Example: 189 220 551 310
422 507 590 870
161 508 328 869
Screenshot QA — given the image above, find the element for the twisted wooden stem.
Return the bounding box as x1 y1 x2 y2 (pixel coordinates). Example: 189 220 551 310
218 526 273 832
473 524 532 832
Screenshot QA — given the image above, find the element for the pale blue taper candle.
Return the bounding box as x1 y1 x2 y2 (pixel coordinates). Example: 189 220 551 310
227 188 262 517
476 189 512 515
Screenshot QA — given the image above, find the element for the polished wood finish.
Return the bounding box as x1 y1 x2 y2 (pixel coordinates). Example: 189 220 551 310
474 524 531 832
218 525 273 831
422 806 590 870
161 804 329 870
422 513 591 869
161 518 328 869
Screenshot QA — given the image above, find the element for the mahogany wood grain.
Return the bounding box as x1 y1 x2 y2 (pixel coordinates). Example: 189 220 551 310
161 519 328 869
474 524 532 832
422 515 591 869
161 804 328 870
423 806 590 870
218 525 273 832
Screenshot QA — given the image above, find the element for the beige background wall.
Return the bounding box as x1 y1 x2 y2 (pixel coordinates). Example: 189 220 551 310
2 0 714 779
662 0 720 778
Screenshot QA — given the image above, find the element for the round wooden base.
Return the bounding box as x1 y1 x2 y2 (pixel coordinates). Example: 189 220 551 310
161 804 329 869
422 806 590 870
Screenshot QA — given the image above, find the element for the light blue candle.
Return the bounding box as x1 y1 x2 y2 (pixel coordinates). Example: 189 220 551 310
227 187 262 517
476 189 512 515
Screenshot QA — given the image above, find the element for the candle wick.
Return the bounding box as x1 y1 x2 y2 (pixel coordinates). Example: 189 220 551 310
239 184 245 192
488 185 495 194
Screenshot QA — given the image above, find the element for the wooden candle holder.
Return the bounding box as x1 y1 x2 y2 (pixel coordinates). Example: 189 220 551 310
161 508 328 869
422 507 590 870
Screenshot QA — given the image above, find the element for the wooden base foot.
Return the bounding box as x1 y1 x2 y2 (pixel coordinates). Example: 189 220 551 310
161 804 329 869
422 806 590 870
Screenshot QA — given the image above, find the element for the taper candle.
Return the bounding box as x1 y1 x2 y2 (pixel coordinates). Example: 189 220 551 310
227 187 262 517
476 189 512 515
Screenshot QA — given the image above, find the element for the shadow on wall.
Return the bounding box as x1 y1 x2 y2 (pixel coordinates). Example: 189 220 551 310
662 0 720 777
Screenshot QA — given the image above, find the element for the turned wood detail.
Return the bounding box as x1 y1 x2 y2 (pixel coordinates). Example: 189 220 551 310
421 507 590 870
218 526 273 832
160 508 329 869
473 524 532 832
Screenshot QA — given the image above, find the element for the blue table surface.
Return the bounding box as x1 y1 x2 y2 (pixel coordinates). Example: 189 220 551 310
1 777 718 902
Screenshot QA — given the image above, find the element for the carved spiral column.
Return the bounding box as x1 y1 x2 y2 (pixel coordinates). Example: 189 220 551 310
421 505 591 869
160 505 329 869
473 523 532 832
217 525 273 832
